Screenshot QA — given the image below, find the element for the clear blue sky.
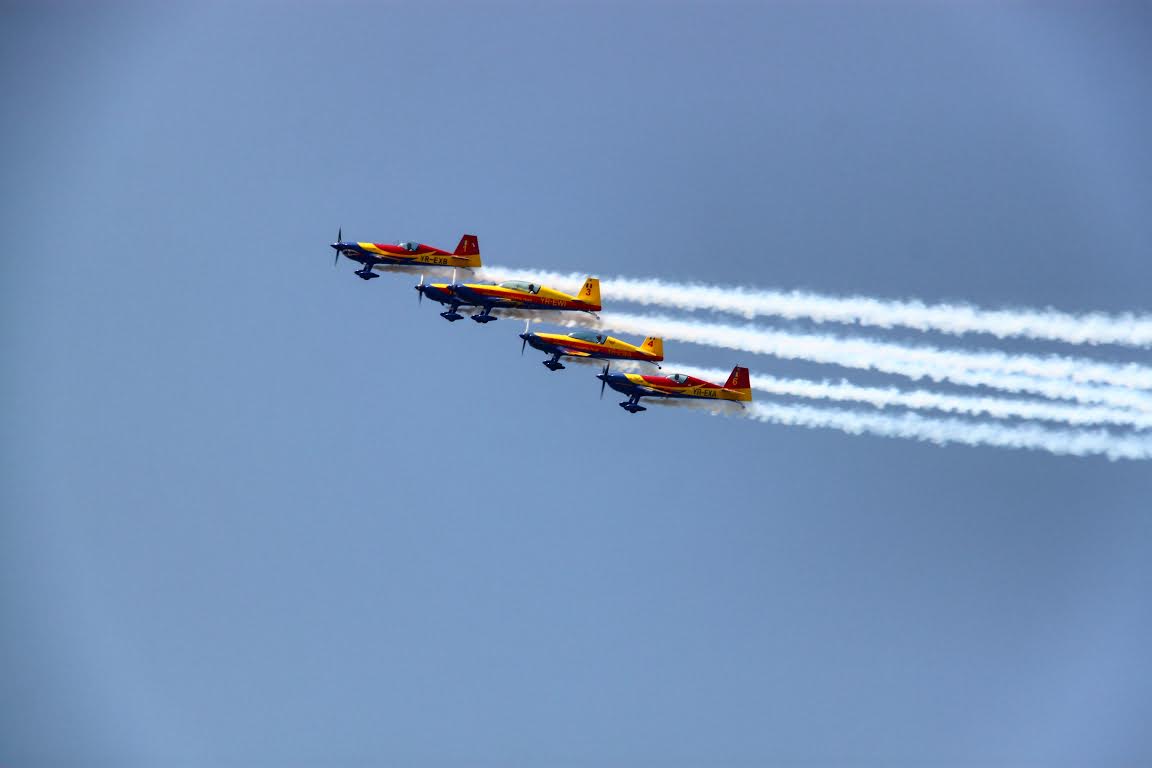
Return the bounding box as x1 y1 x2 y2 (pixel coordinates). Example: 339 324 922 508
3 2 1151 765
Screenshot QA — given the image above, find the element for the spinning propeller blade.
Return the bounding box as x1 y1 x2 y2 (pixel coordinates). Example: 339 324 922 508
600 362 610 400
332 227 342 267
416 274 425 304
521 319 530 356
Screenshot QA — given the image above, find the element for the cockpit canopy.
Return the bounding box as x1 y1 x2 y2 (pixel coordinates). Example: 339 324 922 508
568 331 606 344
666 373 690 384
499 280 541 294
396 241 420 253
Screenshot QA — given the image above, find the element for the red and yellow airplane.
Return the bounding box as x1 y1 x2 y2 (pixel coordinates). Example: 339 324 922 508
597 364 752 413
329 229 481 280
416 276 601 323
520 324 664 371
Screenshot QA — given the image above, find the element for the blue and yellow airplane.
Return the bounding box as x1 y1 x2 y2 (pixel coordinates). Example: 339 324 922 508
416 276 601 323
520 323 664 371
330 229 481 280
597 364 753 413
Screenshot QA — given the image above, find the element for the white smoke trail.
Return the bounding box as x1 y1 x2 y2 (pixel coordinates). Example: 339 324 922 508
600 364 1152 458
480 266 1152 348
524 307 1152 390
666 363 1152 430
738 402 1152 461
506 306 1152 394
554 313 1152 413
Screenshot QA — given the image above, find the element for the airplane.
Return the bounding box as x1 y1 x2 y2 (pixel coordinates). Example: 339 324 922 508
597 364 752 413
329 229 481 280
416 275 601 323
520 322 664 371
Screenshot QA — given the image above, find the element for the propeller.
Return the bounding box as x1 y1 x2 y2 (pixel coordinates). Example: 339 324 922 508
416 274 425 304
520 319 531 356
332 227 342 267
599 362 610 400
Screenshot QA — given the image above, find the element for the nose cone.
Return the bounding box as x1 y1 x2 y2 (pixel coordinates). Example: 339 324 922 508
419 284 451 301
519 332 533 341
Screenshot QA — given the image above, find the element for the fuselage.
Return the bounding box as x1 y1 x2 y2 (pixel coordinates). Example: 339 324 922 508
423 281 600 312
335 241 475 269
524 332 660 363
600 371 749 402
453 283 599 312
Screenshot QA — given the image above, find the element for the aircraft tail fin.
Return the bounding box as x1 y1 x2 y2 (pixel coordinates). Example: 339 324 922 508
724 366 753 401
452 234 482 267
640 336 664 360
577 277 601 308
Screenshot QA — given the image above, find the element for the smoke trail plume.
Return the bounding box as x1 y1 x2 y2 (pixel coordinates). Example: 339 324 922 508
667 364 1152 430
480 266 1152 348
597 361 1152 458
740 402 1152 461
546 310 1152 390
554 313 1152 413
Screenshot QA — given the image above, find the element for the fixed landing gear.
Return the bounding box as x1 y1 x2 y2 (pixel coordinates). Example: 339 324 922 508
620 395 646 414
440 305 464 322
543 356 566 371
471 307 497 323
355 266 380 280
